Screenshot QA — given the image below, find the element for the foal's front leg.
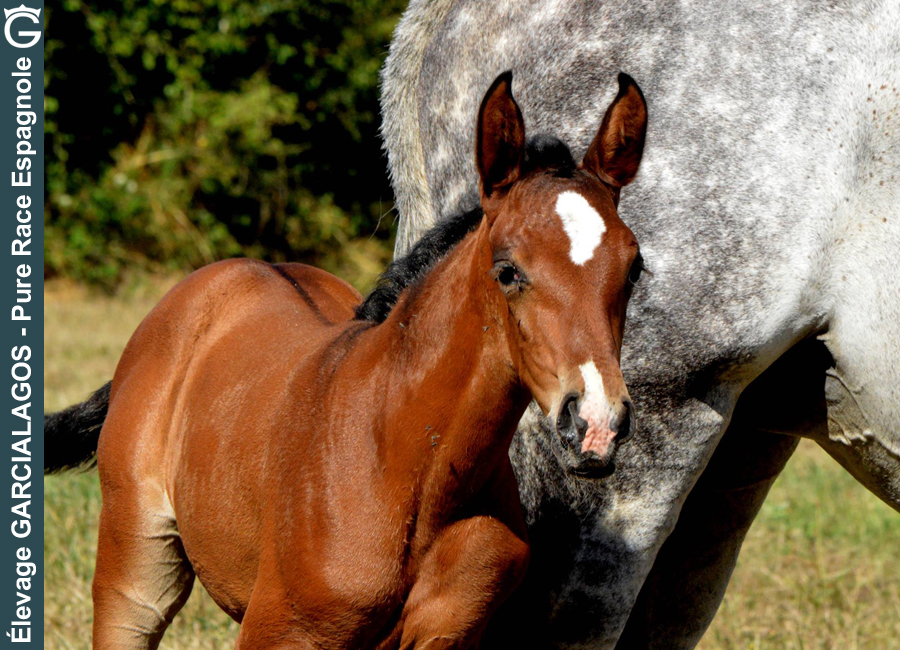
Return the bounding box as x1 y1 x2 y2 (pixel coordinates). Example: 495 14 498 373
399 515 529 649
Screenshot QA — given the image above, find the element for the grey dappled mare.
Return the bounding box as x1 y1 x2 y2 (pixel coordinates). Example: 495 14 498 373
380 1 900 647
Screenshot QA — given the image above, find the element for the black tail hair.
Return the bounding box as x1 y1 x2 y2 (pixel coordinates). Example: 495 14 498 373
44 381 111 475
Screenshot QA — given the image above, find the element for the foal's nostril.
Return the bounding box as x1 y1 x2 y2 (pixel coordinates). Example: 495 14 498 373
556 393 588 440
614 401 635 443
555 394 574 433
569 399 589 436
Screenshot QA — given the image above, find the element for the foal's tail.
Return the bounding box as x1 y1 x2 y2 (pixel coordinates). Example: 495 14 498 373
44 381 111 475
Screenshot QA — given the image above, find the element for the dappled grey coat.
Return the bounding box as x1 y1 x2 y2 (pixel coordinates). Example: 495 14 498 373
380 1 900 648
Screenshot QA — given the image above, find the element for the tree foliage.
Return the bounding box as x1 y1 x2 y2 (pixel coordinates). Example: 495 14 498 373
45 0 407 289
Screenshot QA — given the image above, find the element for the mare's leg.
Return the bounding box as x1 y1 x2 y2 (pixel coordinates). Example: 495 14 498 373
615 432 798 649
812 84 900 512
813 297 900 511
615 340 828 649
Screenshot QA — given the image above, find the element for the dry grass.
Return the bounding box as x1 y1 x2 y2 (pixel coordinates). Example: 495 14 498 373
700 443 900 650
44 277 900 649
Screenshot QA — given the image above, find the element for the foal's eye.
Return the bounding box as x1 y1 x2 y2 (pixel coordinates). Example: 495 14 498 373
497 265 518 286
491 261 526 295
628 253 645 285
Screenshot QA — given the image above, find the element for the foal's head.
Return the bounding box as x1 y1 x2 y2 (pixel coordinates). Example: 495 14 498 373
477 72 647 478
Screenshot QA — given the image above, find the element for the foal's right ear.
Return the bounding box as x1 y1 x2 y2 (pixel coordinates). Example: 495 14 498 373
476 71 526 200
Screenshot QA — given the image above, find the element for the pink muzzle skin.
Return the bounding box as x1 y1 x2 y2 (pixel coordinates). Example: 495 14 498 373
579 408 616 459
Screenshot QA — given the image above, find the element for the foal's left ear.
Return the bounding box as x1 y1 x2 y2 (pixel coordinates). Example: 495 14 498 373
581 73 648 195
476 71 526 200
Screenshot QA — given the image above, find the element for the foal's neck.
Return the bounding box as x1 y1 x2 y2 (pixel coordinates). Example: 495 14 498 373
378 219 528 478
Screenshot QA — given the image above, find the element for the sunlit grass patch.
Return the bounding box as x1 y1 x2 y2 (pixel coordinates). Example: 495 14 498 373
703 444 900 650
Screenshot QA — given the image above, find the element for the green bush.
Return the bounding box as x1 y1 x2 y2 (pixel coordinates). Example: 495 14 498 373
45 0 406 291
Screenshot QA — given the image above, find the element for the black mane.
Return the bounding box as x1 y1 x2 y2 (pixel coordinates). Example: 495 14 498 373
354 136 575 323
354 207 485 322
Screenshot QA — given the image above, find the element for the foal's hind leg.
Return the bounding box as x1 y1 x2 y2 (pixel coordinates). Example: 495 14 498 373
92 480 195 649
399 515 529 649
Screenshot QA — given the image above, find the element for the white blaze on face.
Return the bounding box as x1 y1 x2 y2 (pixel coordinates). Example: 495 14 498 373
555 191 606 265
578 361 615 458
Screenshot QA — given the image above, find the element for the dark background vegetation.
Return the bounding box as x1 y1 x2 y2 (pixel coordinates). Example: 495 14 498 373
45 0 408 290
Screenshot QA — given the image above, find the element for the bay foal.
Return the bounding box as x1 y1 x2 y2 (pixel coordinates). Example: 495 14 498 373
48 71 648 648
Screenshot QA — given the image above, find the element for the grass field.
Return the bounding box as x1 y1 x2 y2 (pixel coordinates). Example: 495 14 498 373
44 278 900 649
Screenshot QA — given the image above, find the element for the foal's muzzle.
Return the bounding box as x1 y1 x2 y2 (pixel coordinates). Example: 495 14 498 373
554 393 634 480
